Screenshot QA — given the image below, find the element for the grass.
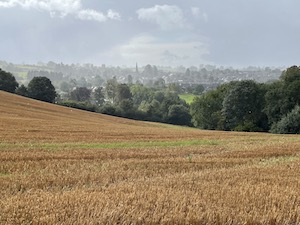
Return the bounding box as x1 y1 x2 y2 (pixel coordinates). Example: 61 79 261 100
0 172 11 177
0 139 220 152
15 71 28 79
1 91 300 224
179 94 198 104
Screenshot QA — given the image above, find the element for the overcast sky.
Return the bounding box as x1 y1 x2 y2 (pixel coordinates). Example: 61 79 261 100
0 0 299 67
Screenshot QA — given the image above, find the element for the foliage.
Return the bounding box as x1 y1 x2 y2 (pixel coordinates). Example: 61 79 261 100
271 105 300 134
186 84 205 95
15 84 28 97
167 105 192 126
190 83 232 130
0 69 19 93
105 77 118 103
234 121 264 132
280 65 300 83
99 103 122 117
264 81 285 124
168 83 182 94
265 66 300 125
115 83 132 105
179 94 197 105
58 101 97 112
222 80 267 131
130 84 152 106
153 78 165 89
27 76 56 103
93 87 105 106
70 87 91 102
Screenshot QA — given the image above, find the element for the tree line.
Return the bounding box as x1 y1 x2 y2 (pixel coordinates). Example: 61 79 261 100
0 69 191 126
60 76 192 126
1 66 299 134
191 66 300 134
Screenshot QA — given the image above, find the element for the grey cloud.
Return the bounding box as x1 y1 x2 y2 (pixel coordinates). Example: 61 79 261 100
0 0 121 22
0 0 300 67
136 5 186 30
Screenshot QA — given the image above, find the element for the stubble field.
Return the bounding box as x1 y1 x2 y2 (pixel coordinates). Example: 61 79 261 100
0 91 300 224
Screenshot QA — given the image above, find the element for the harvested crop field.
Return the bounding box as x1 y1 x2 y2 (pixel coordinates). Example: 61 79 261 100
0 91 300 224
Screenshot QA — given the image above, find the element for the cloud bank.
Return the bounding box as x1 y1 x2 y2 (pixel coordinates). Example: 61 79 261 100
106 35 210 66
137 5 186 30
0 0 120 22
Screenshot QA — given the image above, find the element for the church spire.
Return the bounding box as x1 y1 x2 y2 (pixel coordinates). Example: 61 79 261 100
135 62 139 74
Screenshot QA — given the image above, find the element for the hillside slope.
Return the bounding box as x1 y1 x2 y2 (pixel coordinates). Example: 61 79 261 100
1 91 300 224
0 91 213 143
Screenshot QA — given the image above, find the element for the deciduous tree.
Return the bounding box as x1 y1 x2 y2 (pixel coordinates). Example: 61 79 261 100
0 69 18 93
222 80 266 131
27 77 56 103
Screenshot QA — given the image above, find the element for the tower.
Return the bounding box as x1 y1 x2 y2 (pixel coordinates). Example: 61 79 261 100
135 62 139 74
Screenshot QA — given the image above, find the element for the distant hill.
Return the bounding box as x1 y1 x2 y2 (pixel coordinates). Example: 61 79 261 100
0 91 205 143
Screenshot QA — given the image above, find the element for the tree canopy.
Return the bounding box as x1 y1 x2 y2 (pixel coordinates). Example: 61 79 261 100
27 76 56 103
222 80 267 131
0 69 18 93
271 105 300 134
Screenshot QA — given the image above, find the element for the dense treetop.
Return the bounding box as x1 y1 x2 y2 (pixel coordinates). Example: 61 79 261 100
0 68 18 93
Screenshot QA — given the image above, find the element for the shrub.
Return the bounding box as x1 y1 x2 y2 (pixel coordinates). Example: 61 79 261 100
271 105 300 134
0 69 18 93
58 101 97 112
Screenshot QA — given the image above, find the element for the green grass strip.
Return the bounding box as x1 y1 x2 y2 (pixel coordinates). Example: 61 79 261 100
0 139 220 151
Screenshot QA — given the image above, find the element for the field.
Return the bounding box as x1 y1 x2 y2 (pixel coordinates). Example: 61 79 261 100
179 94 198 104
0 91 300 224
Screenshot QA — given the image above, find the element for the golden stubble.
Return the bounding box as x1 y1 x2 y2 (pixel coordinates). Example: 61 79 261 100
1 91 300 224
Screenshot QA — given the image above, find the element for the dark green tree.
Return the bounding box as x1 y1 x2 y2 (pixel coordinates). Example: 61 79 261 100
16 84 28 97
264 81 285 125
168 83 182 94
152 91 165 103
271 105 300 134
161 92 184 109
190 82 241 130
115 83 132 104
118 99 135 117
190 89 224 130
192 84 205 95
130 84 152 106
265 66 300 125
0 69 18 93
167 105 192 126
222 80 267 131
99 103 122 116
93 87 105 106
27 77 56 103
280 65 300 83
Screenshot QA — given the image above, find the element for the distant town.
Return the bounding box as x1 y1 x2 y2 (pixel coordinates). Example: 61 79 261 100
0 60 283 97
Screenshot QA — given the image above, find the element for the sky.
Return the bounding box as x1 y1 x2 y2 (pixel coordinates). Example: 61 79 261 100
0 0 300 68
